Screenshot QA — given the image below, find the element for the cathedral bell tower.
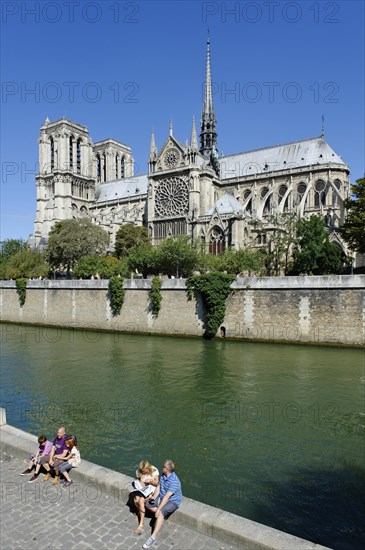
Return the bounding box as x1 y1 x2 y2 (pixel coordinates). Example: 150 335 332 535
200 36 219 175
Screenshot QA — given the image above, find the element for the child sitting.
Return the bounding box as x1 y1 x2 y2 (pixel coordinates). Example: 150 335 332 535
20 435 53 483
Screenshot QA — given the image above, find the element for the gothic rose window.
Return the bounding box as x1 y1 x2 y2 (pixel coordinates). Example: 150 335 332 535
154 177 189 217
164 149 180 169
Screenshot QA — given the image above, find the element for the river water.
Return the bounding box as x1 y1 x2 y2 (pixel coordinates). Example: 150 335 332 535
1 323 364 549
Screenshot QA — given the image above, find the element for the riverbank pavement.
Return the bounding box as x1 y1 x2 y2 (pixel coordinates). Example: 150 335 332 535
0 411 331 550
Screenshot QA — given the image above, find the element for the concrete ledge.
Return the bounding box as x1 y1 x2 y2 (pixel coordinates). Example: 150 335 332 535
1 274 364 291
0 419 331 550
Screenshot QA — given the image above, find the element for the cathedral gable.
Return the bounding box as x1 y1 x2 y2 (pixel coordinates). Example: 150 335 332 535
156 136 187 172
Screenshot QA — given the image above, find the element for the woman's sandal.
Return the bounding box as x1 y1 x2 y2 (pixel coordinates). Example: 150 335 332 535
134 525 144 535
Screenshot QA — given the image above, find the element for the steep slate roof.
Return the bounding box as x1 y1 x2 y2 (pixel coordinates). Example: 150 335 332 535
95 174 148 203
219 137 346 180
206 192 245 216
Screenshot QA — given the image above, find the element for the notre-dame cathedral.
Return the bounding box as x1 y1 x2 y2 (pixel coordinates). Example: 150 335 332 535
33 38 350 256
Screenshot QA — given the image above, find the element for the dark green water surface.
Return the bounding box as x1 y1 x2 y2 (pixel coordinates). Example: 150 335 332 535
1 323 364 549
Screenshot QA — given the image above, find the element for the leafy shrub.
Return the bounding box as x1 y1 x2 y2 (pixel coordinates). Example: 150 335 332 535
186 272 235 339
149 276 162 318
15 278 27 306
107 276 125 316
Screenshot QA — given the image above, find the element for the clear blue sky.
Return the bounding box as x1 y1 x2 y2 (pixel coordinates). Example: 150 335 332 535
1 0 364 240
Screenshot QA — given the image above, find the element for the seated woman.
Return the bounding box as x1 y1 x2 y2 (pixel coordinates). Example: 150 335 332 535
130 459 159 535
20 435 53 483
57 436 81 486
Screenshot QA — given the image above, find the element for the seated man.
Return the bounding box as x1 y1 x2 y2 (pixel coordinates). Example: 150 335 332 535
142 459 182 549
42 426 69 485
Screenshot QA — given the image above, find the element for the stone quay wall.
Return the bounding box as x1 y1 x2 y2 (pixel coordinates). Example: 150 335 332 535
0 276 364 347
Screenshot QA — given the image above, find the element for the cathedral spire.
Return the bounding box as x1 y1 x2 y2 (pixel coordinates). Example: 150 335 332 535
148 128 157 173
191 115 198 150
149 128 157 158
200 35 218 170
321 114 325 139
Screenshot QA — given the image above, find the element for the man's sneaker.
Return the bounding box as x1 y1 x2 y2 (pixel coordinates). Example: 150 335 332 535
64 480 73 487
142 537 156 549
20 469 33 476
28 475 38 483
59 479 66 485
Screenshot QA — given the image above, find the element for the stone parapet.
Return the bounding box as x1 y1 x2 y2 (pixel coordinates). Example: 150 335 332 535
1 276 364 346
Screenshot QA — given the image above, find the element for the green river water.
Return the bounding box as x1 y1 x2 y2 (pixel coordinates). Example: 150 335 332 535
1 323 364 549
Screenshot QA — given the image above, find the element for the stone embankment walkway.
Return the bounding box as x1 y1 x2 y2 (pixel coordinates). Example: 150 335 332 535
0 451 233 550
1 414 331 550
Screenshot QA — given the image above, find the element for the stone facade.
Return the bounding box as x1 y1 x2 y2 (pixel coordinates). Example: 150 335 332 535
1 277 364 347
32 39 351 257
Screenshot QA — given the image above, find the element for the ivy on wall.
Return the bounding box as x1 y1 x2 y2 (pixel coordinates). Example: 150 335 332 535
15 278 28 306
186 272 235 339
149 276 162 318
107 276 125 316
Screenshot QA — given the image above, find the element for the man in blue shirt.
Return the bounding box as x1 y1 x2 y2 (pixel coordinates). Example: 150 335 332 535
142 459 182 549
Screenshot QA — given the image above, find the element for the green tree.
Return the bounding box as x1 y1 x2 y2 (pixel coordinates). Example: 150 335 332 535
254 213 298 275
220 249 265 275
0 239 28 278
290 216 345 275
45 219 109 274
4 248 49 279
73 255 128 279
114 224 150 258
341 177 365 254
154 236 199 277
127 243 157 278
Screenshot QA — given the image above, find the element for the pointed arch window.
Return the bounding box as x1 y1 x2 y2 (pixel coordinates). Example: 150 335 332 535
332 180 341 206
50 137 55 171
279 185 288 210
121 156 125 178
261 187 271 214
243 190 252 213
96 154 101 180
76 139 82 174
69 136 74 170
209 226 225 255
103 153 107 182
314 180 327 207
115 155 119 179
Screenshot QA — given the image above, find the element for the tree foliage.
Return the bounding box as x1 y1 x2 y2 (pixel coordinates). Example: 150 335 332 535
289 216 345 275
73 255 128 279
0 239 28 278
341 177 365 253
254 213 299 275
114 224 150 258
154 236 199 277
45 219 109 274
3 248 49 279
187 272 235 339
127 243 156 278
